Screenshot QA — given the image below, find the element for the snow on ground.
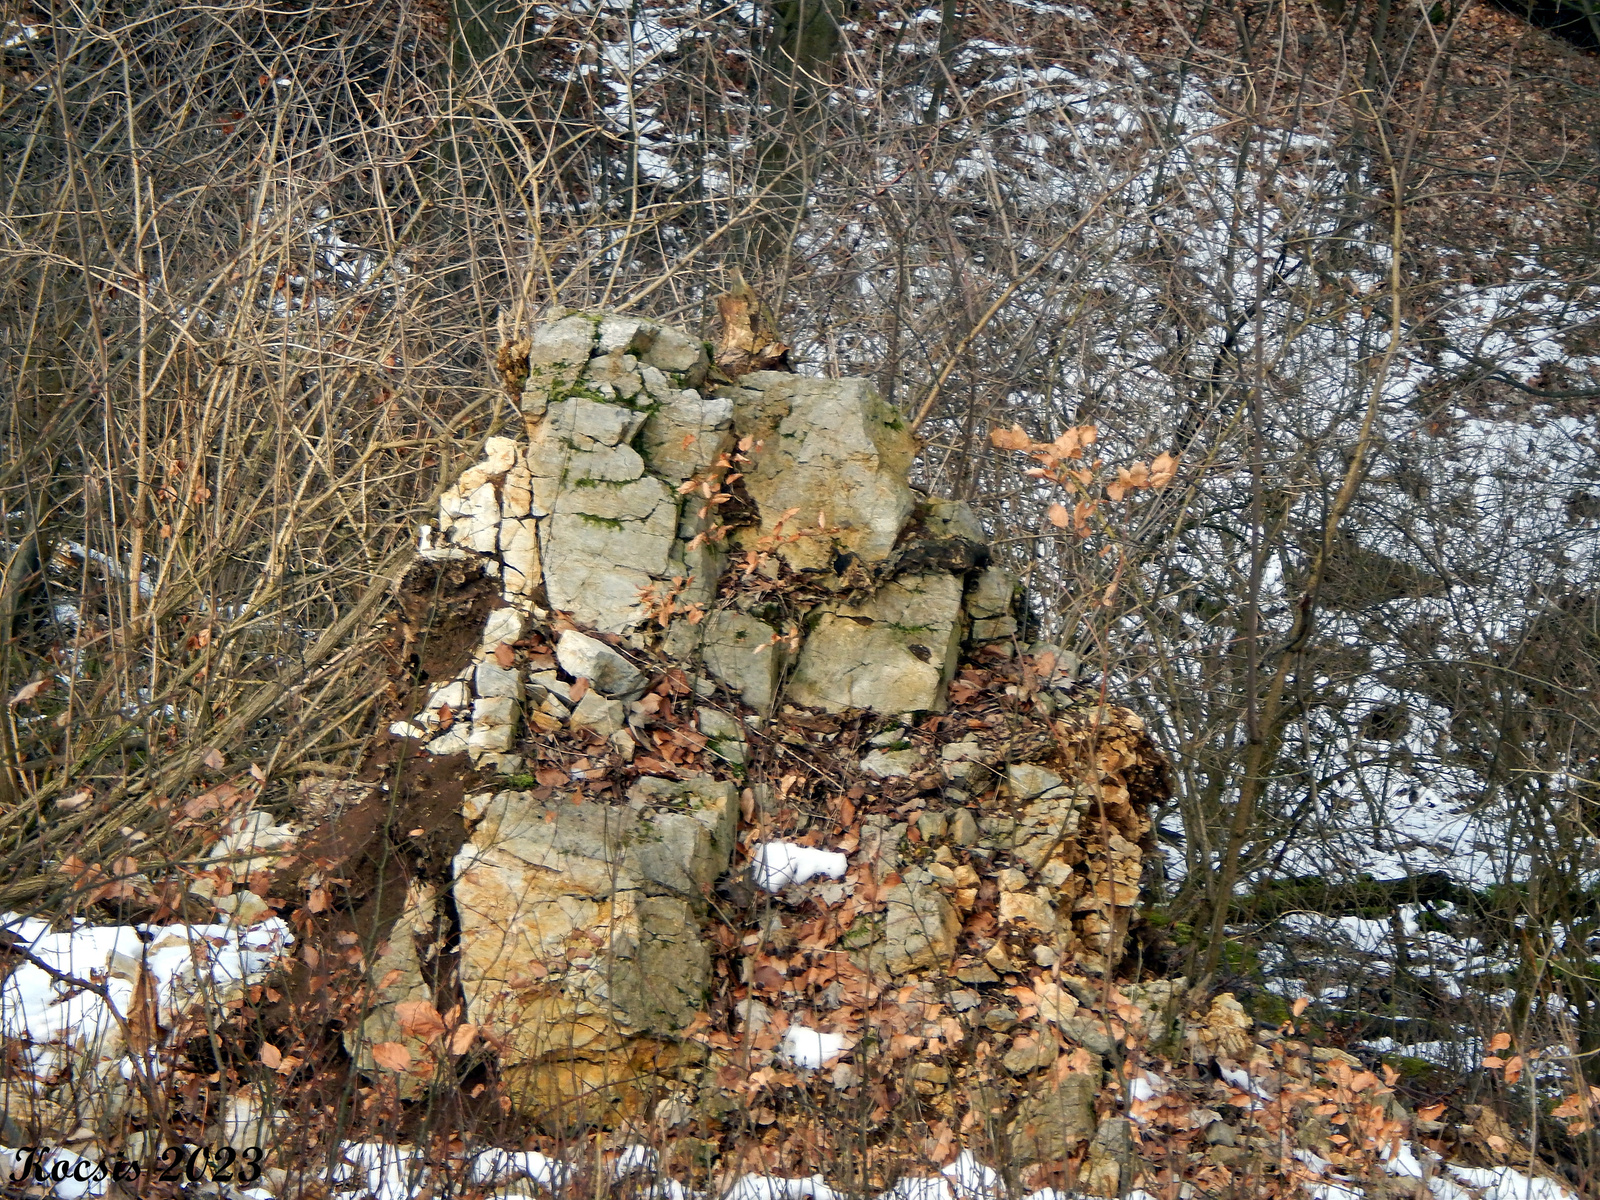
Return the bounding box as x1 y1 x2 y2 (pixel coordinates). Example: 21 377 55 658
0 911 293 1077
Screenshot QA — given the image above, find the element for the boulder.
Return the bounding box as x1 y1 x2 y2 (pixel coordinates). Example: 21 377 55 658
857 881 961 976
555 630 646 697
1009 1068 1100 1162
540 477 678 633
699 610 786 711
520 315 598 425
451 785 737 1119
639 389 734 485
787 573 965 713
727 373 917 571
967 565 1018 641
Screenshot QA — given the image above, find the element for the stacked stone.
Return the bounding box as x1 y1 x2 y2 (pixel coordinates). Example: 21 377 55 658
393 310 1024 767
370 311 1173 1187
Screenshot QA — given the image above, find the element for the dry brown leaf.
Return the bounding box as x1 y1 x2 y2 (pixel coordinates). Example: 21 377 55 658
10 678 48 706
396 1000 446 1043
1150 450 1179 486
990 425 1034 450
58 789 94 812
370 1041 412 1071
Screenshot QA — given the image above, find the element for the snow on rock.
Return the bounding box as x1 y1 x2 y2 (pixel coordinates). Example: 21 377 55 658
751 842 849 892
779 1023 851 1068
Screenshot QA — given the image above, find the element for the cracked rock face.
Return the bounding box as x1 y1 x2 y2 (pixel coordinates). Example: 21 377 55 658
724 372 918 571
451 781 736 1121
788 573 966 714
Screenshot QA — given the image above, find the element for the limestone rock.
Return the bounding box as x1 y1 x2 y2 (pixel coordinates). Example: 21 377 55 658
426 726 470 756
569 691 626 737
1082 1117 1135 1197
556 630 647 697
1195 993 1254 1061
528 314 599 370
920 496 986 543
481 606 525 649
1002 1034 1060 1075
468 695 518 757
967 565 1018 641
788 574 964 713
540 476 677 633
700 610 785 711
452 788 736 1119
998 887 1059 935
499 518 542 599
597 315 658 357
546 395 649 450
860 748 922 778
948 808 980 846
393 310 1181 1162
624 776 741 901
346 883 441 1100
639 390 734 484
641 323 709 375
474 661 523 699
521 315 598 426
1009 1069 1099 1161
698 706 747 765
728 373 916 571
861 881 960 976
1007 762 1065 800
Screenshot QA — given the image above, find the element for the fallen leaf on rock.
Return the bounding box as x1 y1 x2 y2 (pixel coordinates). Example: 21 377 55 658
371 1041 413 1071
396 1000 446 1042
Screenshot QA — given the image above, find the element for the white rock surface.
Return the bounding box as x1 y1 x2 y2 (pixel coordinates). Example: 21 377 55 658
555 630 647 696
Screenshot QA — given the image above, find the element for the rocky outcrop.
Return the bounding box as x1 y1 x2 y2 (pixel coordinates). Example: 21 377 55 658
396 311 1011 769
371 310 1173 1184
